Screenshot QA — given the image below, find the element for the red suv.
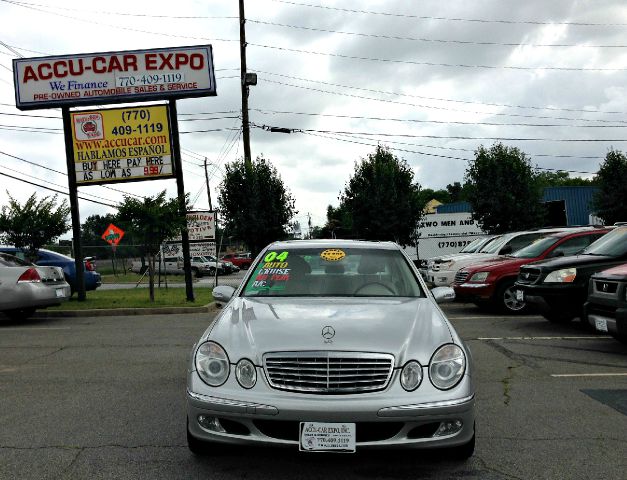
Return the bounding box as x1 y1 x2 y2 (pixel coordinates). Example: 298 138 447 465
221 252 253 270
453 228 610 313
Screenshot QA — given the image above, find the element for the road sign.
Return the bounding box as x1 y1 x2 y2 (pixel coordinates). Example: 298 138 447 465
101 223 125 246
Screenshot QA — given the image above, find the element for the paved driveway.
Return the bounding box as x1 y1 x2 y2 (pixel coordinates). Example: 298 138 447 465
0 304 625 479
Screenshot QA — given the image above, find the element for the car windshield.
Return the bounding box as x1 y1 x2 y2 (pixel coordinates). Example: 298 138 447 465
242 247 423 297
479 234 513 254
459 237 487 253
511 237 560 258
582 227 627 257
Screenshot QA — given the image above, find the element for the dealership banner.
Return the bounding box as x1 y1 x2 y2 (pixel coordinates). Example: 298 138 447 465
171 211 216 241
70 104 174 185
13 45 216 110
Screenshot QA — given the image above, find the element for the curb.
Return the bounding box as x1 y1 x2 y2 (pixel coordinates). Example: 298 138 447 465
33 303 220 318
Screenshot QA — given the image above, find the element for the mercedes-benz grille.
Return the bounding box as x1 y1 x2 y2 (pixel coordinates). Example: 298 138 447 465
263 352 395 394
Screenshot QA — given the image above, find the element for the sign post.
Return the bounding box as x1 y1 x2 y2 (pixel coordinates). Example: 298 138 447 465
13 44 217 303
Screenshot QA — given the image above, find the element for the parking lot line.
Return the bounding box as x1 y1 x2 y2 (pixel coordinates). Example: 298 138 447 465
477 336 612 340
551 373 627 377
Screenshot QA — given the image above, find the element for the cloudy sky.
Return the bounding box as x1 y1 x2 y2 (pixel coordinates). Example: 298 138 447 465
1 0 626 238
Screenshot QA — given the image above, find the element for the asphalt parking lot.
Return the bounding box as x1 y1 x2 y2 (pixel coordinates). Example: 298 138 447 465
0 304 625 480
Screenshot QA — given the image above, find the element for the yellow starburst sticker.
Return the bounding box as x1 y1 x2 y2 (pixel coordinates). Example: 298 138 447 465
320 248 346 262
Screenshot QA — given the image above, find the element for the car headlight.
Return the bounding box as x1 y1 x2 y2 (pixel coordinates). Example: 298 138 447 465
195 341 230 387
429 344 466 390
469 271 489 282
235 358 257 389
543 268 577 283
400 360 423 391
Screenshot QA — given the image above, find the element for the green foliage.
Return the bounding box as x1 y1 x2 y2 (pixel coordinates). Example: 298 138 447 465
116 190 189 302
340 145 423 246
465 143 545 234
0 192 70 260
446 181 472 202
416 188 450 210
320 204 354 239
592 149 627 225
536 170 597 188
218 156 296 255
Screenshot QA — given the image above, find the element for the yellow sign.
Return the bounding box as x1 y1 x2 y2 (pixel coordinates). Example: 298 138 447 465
320 249 346 262
70 104 174 185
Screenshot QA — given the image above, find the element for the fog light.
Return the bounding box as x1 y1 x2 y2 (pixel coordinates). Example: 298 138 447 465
197 415 226 433
433 419 463 437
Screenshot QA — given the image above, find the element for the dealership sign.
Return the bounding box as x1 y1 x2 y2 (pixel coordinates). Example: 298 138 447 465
171 211 216 241
13 45 216 110
70 104 174 185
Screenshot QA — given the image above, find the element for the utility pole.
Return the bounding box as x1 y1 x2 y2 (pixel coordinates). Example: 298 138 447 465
203 157 213 211
239 0 252 168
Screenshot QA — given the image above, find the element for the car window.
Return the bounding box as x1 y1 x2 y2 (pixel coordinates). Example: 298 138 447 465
479 234 514 254
0 252 32 267
504 233 547 253
582 227 627 257
459 237 485 253
512 236 559 258
242 247 424 297
548 235 594 258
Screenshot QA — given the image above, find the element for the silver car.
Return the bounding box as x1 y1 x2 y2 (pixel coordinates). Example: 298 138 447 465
187 240 475 457
0 252 70 320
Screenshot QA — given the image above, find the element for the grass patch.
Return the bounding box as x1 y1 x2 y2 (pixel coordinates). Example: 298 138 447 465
48 287 213 310
100 272 190 284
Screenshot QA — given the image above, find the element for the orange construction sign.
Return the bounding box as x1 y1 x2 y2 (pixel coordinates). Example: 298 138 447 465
101 223 125 246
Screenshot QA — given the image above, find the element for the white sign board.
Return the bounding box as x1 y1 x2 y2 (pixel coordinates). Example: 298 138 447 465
13 45 216 110
171 211 216 242
404 212 484 260
163 241 216 258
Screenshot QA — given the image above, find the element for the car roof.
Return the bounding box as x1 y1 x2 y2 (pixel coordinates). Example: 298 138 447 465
544 227 610 239
268 239 400 250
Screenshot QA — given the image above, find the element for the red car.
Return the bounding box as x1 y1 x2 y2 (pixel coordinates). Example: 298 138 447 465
453 228 610 313
220 252 252 270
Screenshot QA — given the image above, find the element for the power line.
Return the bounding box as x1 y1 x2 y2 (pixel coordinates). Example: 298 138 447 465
252 122 627 142
270 0 627 27
248 19 627 48
256 77 627 124
301 131 597 176
250 43 627 72
252 108 627 128
252 70 626 116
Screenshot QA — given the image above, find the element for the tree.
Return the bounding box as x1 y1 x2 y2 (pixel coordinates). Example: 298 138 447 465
116 191 189 302
81 213 119 259
465 143 545 234
446 181 472 202
592 149 627 224
218 156 296 255
340 145 423 246
416 188 450 210
535 170 597 188
320 204 353 239
0 192 70 261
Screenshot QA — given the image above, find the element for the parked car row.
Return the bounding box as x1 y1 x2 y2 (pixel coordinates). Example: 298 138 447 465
130 255 240 277
0 252 71 319
513 226 627 344
220 252 252 269
0 246 101 294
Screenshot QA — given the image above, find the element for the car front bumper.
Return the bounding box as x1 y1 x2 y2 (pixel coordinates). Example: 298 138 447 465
584 302 627 336
426 269 456 287
187 371 475 450
453 283 494 303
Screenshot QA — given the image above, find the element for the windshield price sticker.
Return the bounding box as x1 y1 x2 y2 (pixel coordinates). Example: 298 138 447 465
300 422 356 453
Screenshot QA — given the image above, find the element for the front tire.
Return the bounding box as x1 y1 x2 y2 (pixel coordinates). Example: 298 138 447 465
495 280 527 314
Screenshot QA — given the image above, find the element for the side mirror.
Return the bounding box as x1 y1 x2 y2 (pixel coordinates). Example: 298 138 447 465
212 285 235 305
432 286 455 304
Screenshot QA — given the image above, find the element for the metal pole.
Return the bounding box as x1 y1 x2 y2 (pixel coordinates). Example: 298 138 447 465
239 0 252 168
61 107 86 301
204 157 213 211
169 99 194 302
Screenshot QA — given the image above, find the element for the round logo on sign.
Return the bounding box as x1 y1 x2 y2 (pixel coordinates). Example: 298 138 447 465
320 249 346 262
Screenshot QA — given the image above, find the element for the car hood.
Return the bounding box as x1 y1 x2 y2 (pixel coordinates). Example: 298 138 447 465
523 254 618 272
204 297 453 366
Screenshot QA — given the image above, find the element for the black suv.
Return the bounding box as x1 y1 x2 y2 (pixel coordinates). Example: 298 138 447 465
515 226 627 323
583 263 627 344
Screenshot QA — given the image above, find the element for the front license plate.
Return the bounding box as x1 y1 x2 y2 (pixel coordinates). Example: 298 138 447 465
594 317 608 332
299 422 356 453
515 289 524 302
55 288 65 298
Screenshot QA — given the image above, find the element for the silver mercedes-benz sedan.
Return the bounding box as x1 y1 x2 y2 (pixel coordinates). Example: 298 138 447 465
187 240 475 457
